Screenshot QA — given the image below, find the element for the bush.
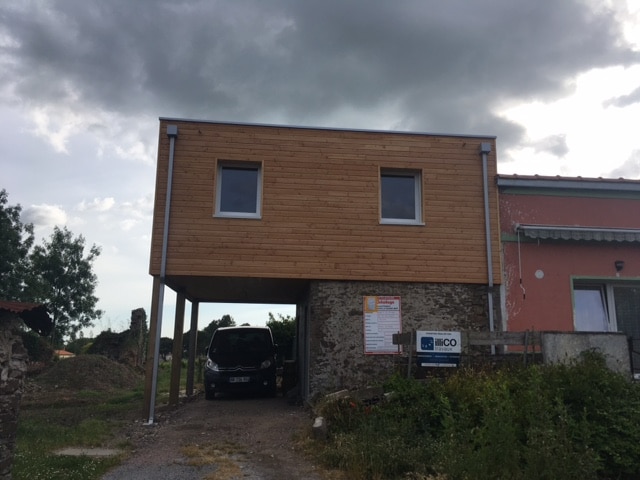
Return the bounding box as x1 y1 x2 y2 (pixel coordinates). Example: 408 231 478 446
21 330 54 363
315 353 640 480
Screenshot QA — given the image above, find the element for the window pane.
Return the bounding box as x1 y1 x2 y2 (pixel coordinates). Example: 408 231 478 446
613 286 640 335
381 174 416 220
613 286 640 370
219 167 258 214
574 287 609 331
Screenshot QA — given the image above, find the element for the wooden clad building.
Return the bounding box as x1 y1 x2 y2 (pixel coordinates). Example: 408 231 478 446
146 118 501 410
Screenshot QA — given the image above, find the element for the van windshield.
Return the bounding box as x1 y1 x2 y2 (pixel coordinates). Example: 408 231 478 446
209 329 272 359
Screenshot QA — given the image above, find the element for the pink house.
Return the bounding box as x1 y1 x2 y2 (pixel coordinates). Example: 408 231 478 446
498 174 640 369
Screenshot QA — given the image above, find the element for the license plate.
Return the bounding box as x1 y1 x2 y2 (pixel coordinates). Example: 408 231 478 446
229 376 250 383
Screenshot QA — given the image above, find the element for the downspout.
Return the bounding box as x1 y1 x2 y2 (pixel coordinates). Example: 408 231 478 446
146 124 178 424
480 142 496 354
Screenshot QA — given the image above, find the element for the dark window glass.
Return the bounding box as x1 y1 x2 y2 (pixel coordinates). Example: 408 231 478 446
219 166 259 214
381 174 416 220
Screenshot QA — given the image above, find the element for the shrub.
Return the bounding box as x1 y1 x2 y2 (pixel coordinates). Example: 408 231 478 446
315 353 640 480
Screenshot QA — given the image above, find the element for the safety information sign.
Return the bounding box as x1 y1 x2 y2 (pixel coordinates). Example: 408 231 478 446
363 296 401 354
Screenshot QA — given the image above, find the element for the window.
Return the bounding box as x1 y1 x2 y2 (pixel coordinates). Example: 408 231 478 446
380 169 423 225
215 161 262 218
574 282 640 371
573 285 610 331
574 283 640 333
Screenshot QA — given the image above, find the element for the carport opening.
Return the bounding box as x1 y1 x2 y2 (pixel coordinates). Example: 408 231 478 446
196 303 297 362
144 275 310 421
161 302 299 403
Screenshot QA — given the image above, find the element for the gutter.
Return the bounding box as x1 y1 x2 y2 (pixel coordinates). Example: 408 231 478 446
146 124 178 425
480 143 496 353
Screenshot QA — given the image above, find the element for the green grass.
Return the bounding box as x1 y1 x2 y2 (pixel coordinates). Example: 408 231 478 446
13 360 178 480
13 389 139 480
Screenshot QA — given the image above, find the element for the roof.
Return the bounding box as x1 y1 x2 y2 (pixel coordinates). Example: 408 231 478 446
0 300 46 313
0 301 53 336
159 117 497 141
54 349 75 357
496 174 640 193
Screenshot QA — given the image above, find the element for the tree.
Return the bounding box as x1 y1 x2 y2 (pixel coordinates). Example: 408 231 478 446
267 312 296 362
159 337 173 359
200 314 235 349
26 226 102 347
183 314 236 357
0 189 34 300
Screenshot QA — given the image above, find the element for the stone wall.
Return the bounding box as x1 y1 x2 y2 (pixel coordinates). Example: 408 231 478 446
307 280 496 398
0 314 29 480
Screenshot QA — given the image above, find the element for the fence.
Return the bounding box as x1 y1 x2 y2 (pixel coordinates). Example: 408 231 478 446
392 330 542 378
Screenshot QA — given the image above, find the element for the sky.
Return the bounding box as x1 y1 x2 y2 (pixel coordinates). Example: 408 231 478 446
1 0 640 339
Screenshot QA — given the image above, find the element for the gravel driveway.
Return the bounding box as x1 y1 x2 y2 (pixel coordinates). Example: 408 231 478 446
101 394 341 480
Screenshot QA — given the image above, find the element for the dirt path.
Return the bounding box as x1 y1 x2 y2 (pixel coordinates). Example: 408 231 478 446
102 394 343 480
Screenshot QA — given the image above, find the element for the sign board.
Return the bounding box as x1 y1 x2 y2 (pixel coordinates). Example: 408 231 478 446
363 296 401 354
416 331 461 367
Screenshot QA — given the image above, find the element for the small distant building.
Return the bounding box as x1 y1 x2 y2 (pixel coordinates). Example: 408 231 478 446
54 349 75 360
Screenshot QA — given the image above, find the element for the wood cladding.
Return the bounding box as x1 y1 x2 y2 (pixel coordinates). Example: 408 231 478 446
150 120 501 285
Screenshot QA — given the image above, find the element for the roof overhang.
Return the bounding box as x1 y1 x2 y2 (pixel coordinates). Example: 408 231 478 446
497 175 640 193
516 224 640 242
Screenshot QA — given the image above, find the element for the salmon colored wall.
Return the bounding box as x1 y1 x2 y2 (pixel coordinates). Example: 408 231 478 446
500 192 640 332
500 194 640 231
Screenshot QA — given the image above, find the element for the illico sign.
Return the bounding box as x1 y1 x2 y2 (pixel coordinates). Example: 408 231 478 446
416 331 462 367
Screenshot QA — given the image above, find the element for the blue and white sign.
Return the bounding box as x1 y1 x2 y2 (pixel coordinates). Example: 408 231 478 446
416 331 461 367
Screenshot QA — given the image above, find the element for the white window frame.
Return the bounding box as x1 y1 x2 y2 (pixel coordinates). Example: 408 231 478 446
379 168 423 225
573 281 640 332
214 161 262 219
573 284 615 332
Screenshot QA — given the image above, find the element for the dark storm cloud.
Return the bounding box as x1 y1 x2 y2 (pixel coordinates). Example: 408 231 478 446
1 0 638 147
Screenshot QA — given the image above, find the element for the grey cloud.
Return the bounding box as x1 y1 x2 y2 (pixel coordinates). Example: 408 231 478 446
1 0 638 151
22 204 68 227
608 150 640 179
532 135 569 158
603 85 640 108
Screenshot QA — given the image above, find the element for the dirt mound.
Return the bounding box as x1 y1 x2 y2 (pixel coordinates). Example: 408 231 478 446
33 355 142 391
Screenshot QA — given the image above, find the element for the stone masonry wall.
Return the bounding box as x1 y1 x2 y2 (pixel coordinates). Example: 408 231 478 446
308 280 497 398
0 314 29 480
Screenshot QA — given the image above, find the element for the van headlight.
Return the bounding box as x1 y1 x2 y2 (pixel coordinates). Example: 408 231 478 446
205 358 219 372
260 359 272 369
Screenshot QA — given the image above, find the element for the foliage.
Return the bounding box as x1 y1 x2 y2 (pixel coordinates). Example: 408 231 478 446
159 336 173 357
21 330 54 363
267 312 296 362
66 336 93 355
0 189 35 301
316 353 640 480
182 314 236 356
26 226 102 347
201 314 235 344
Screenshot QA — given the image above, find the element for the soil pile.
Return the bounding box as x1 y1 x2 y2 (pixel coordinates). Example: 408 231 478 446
32 355 142 391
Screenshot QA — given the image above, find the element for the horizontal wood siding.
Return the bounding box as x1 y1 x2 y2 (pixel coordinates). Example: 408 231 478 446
150 121 501 284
